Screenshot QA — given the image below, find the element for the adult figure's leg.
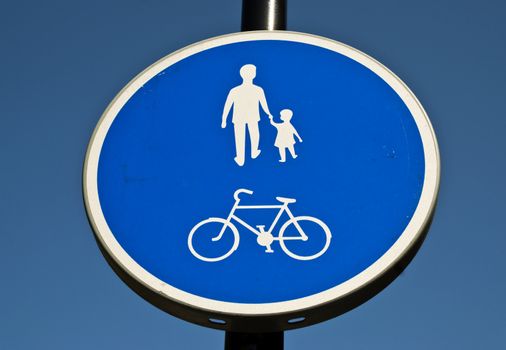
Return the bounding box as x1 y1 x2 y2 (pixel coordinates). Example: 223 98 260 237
233 123 246 166
248 122 261 158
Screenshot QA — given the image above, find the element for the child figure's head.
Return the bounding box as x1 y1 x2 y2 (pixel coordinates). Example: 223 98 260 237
280 109 293 122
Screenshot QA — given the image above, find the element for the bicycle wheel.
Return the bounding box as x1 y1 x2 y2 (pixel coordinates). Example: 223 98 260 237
279 216 332 261
188 217 239 262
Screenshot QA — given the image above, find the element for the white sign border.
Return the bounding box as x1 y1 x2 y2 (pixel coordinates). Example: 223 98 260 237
83 31 440 316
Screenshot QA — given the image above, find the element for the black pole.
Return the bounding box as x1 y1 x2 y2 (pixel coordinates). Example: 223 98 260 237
222 1 287 349
225 332 284 350
241 0 287 31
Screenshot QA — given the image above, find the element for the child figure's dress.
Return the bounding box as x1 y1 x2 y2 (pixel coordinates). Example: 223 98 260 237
274 123 297 148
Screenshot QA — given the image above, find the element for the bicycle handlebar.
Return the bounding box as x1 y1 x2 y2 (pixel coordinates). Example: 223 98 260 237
234 188 254 201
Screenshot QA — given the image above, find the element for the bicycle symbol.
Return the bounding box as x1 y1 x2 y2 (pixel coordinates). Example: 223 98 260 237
188 188 332 262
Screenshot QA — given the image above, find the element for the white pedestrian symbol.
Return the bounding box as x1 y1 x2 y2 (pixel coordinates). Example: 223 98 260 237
188 188 332 262
221 64 272 166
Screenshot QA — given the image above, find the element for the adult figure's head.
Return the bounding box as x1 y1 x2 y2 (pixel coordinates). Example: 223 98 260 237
240 64 256 83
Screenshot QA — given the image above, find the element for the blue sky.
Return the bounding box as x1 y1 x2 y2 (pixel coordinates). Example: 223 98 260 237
1 0 504 349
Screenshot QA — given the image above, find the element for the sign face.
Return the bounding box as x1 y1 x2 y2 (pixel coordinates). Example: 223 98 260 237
84 31 439 331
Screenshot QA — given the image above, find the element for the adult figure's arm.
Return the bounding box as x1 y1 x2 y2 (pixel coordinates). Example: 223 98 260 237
221 90 234 128
258 88 272 118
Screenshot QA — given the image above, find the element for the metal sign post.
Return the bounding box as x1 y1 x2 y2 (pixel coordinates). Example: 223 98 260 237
224 1 287 349
242 0 286 31
226 331 284 350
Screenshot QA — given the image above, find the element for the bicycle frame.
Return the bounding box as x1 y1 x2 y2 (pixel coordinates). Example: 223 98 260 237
214 195 307 241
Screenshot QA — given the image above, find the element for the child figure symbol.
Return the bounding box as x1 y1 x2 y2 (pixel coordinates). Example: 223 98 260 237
269 109 303 163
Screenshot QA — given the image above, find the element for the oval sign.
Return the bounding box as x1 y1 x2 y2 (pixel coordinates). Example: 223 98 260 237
84 31 439 331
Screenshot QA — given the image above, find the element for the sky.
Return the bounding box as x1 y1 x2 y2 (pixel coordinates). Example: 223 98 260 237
1 0 505 349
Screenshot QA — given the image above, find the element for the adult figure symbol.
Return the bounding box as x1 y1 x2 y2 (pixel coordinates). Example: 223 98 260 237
221 64 272 166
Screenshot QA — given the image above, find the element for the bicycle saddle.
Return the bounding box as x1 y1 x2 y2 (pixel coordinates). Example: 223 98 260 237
276 196 296 204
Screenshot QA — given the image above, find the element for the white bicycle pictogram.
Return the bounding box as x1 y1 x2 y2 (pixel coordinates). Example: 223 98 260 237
188 188 332 262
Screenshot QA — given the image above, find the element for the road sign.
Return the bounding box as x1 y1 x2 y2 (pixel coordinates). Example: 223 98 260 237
84 31 439 332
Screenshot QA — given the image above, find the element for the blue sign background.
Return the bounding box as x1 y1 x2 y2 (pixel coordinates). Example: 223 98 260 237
98 40 424 303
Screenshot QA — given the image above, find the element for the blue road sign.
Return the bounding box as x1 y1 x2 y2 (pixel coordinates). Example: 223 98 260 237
84 31 439 331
